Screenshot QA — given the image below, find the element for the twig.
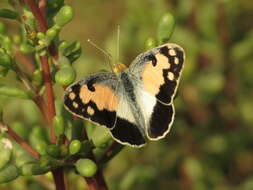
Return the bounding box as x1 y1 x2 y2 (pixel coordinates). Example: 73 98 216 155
82 127 109 190
84 170 108 190
52 168 66 190
23 0 47 32
0 121 40 159
99 142 123 163
38 0 47 18
20 2 64 190
40 55 57 143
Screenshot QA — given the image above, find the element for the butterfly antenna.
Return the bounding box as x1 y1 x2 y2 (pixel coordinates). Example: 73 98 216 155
87 39 114 72
116 25 120 62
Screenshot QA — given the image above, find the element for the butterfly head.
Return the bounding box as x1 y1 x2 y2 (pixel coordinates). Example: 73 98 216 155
113 62 127 74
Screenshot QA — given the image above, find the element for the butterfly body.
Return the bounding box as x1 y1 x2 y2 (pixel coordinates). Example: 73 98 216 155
64 43 185 147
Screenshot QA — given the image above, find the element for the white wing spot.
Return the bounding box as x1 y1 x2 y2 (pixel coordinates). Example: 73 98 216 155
167 72 174 81
174 57 179 64
87 106 95 116
73 102 79 108
169 49 176 56
69 92 76 100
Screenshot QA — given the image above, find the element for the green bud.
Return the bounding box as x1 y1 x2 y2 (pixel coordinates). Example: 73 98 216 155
20 43 35 54
69 140 82 155
0 165 19 183
58 56 71 68
58 41 69 53
0 50 12 68
157 12 175 44
21 162 49 176
0 85 34 99
39 155 61 168
75 159 98 177
46 145 61 158
0 139 12 170
46 27 59 41
145 37 157 50
53 115 65 136
33 140 47 155
36 32 45 40
55 67 76 86
91 127 112 148
14 151 36 168
59 144 68 157
0 9 18 20
29 126 49 155
32 69 43 86
0 22 6 34
54 5 74 27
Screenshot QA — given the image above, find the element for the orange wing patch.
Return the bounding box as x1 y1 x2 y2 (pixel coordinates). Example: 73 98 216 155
142 53 171 96
141 44 184 104
79 84 118 111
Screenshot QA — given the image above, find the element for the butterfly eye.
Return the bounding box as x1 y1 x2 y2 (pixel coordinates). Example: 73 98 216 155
144 54 157 67
87 81 95 92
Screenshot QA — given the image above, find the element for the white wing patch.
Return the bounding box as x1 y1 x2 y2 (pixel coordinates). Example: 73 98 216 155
136 89 157 131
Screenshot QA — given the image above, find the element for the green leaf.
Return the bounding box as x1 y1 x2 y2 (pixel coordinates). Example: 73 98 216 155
91 127 112 148
21 162 49 176
0 139 12 170
0 49 12 68
0 85 34 99
0 164 19 184
0 9 18 20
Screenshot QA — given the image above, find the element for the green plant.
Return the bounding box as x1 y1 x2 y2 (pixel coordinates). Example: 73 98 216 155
0 1 175 189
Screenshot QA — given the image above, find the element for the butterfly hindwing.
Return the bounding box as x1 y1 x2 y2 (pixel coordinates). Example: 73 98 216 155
64 73 118 129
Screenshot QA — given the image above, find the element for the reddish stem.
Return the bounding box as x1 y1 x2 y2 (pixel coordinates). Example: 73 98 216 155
85 170 108 190
23 0 47 32
52 168 66 190
40 55 57 143
33 95 51 124
0 122 40 159
38 0 47 18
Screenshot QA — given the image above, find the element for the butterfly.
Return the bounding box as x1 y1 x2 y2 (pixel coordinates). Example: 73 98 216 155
64 43 185 147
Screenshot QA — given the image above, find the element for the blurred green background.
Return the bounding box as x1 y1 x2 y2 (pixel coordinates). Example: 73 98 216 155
1 0 253 189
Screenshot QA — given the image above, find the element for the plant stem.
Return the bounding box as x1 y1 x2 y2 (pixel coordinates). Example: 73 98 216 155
21 1 65 190
85 170 108 190
23 0 47 32
52 168 66 190
40 55 57 143
0 122 40 159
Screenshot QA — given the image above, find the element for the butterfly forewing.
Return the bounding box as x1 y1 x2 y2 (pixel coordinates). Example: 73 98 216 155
129 43 185 105
64 73 118 129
